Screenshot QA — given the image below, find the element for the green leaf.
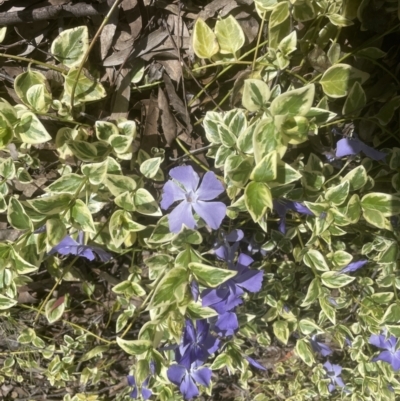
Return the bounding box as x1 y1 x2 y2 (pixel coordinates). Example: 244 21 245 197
26 84 52 113
319 296 336 324
51 26 89 67
327 42 341 64
270 84 315 116
273 320 289 344
345 194 362 224
253 118 287 163
187 303 218 319
45 297 66 323
7 198 33 231
280 115 309 145
218 124 237 148
192 18 219 59
375 96 400 126
109 210 146 247
361 193 400 216
147 215 175 244
15 111 52 144
149 267 188 308
116 338 152 356
64 67 106 103
14 71 49 108
296 339 315 366
304 249 329 271
67 140 103 162
342 81 366 116
321 271 355 288
245 181 272 222
342 165 367 191
0 158 15 180
110 134 132 154
118 120 137 138
215 15 245 55
95 121 119 142
71 199 95 233
134 188 161 216
371 292 394 304
320 64 370 98
106 174 137 197
172 227 203 247
299 319 323 335
242 79 271 112
325 181 349 206
270 1 290 28
140 157 162 179
363 209 387 229
81 161 108 185
328 14 353 26
270 160 302 187
331 251 353 268
250 151 278 182
12 249 38 274
382 303 400 324
203 111 223 144
356 47 386 59
0 294 17 310
0 111 13 148
46 218 67 247
28 194 72 215
301 278 321 307
189 262 237 288
225 156 253 188
278 31 297 56
46 174 85 195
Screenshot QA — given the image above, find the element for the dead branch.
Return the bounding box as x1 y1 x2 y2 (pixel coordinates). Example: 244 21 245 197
0 2 115 26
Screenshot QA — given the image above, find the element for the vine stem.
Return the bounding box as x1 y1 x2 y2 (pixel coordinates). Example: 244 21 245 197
119 272 165 339
70 0 122 109
21 304 113 345
188 39 269 107
175 137 211 173
0 53 66 73
252 11 267 72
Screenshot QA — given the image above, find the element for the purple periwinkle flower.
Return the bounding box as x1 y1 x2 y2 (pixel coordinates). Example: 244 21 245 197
190 280 200 302
209 311 239 337
176 319 220 369
340 259 368 274
336 137 387 161
167 361 212 400
323 361 345 393
273 199 313 233
310 336 332 357
127 375 152 400
160 166 226 233
214 229 244 266
246 356 267 371
48 232 112 262
369 333 400 371
201 253 263 314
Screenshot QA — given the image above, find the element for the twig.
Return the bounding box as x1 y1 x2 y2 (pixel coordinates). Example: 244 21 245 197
0 2 114 26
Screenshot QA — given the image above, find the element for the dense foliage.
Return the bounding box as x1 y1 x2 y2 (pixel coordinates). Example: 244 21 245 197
1 0 400 400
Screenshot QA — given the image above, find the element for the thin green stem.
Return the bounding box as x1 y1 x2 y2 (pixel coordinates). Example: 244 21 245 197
119 273 165 339
192 60 252 72
70 0 122 109
0 53 67 73
188 39 269 107
175 137 211 173
252 11 267 72
132 81 162 92
21 304 113 345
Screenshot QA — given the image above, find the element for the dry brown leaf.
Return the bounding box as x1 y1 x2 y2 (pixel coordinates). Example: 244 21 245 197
122 0 142 40
103 28 169 66
99 8 118 60
141 93 160 154
163 73 191 131
110 68 132 120
158 87 176 146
